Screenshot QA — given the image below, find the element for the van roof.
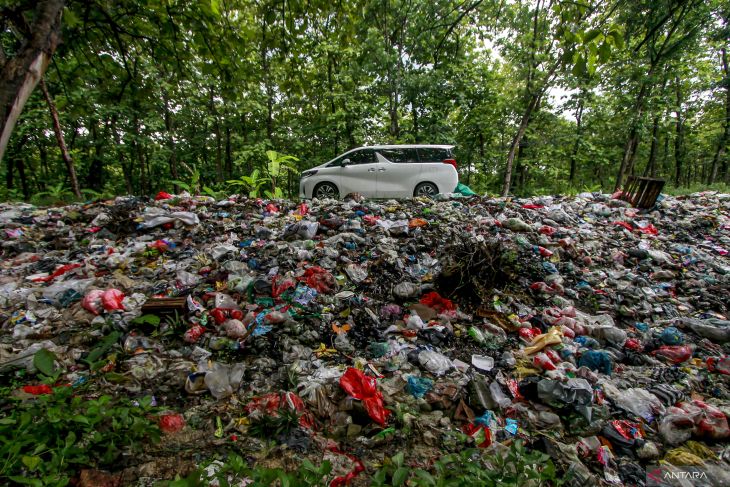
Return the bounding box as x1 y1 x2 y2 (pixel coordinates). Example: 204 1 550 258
359 144 454 150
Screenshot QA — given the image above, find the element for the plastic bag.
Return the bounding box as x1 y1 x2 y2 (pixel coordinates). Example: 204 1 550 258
653 345 693 364
406 376 434 398
418 350 453 376
82 289 125 315
578 350 613 375
339 368 390 426
455 183 477 196
159 413 185 433
419 292 455 312
300 266 335 293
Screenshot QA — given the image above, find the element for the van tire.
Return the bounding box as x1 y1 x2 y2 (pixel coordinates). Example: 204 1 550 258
414 182 439 198
314 182 339 199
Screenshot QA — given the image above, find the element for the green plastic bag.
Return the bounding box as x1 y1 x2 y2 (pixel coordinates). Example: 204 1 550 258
455 182 477 196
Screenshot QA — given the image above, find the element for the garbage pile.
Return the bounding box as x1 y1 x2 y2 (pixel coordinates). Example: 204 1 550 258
1 190 730 485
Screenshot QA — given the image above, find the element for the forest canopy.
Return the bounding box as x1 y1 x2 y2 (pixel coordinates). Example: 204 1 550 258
0 0 728 201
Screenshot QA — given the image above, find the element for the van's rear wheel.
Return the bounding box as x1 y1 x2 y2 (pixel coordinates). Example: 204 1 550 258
314 182 339 199
414 182 438 198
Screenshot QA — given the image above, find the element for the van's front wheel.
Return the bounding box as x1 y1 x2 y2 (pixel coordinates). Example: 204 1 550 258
414 182 438 198
314 182 339 200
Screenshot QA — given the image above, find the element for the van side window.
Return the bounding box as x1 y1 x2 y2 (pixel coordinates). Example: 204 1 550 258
378 148 419 163
348 149 377 164
417 148 449 162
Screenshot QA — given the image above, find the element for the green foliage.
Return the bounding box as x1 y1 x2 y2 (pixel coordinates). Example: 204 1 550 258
247 409 301 440
0 388 160 485
161 453 332 487
227 169 266 198
31 183 77 205
372 441 564 487
1 0 726 201
32 349 57 378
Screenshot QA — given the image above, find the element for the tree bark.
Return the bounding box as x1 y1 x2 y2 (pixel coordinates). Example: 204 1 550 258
615 71 653 190
0 0 65 164
40 78 81 198
225 125 232 179
502 94 539 196
110 114 133 195
162 91 179 184
709 47 729 184
674 77 684 187
643 115 660 178
569 94 585 184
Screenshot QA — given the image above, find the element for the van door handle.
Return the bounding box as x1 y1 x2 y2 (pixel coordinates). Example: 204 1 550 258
378 168 386 172
368 168 376 172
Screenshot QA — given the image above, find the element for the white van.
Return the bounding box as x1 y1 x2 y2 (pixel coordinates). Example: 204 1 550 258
298 145 458 200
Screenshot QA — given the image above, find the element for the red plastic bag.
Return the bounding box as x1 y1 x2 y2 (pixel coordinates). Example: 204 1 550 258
245 392 314 429
272 276 296 298
82 289 125 315
519 327 541 341
462 423 492 448
210 308 243 325
300 266 335 294
22 384 53 395
159 413 185 433
637 224 658 235
533 353 557 371
328 446 365 487
653 345 692 364
339 368 390 426
693 400 730 440
419 292 455 312
184 324 206 343
521 204 544 210
32 263 82 283
101 289 125 312
82 289 105 315
612 221 633 232
539 225 556 235
155 191 173 200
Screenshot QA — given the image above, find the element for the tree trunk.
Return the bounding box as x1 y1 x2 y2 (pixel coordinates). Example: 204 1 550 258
110 115 133 195
133 114 147 194
40 78 81 198
163 92 179 184
615 74 653 190
644 115 660 177
5 157 14 190
17 154 29 201
709 47 729 184
569 95 585 184
225 125 232 179
674 77 684 187
0 0 64 164
502 94 539 196
209 87 222 183
86 120 104 190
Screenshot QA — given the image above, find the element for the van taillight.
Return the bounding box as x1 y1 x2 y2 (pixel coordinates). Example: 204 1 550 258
443 159 457 169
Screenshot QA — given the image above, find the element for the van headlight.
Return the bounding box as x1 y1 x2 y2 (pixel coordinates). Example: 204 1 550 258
301 170 318 178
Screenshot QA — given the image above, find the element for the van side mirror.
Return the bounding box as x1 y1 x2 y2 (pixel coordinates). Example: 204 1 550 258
341 158 352 167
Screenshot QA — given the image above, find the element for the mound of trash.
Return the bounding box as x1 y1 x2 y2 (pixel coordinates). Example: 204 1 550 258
1 190 729 485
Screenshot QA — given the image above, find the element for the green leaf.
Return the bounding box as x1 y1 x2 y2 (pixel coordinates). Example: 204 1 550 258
392 467 409 486
71 415 90 424
8 476 42 486
598 41 611 63
582 29 601 44
21 455 41 471
33 349 56 376
392 451 404 468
